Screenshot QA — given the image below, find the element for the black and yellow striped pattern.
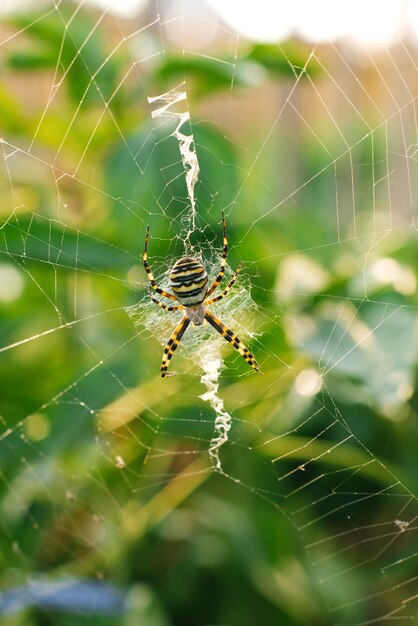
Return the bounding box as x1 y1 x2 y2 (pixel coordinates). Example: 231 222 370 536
161 317 190 378
169 257 208 305
205 263 242 306
144 214 262 377
148 289 184 312
205 311 261 373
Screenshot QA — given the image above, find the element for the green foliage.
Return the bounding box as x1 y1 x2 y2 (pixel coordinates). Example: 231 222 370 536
246 42 321 76
6 6 121 107
154 42 318 98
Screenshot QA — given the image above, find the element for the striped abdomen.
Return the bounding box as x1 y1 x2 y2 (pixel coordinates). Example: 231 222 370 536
170 257 208 305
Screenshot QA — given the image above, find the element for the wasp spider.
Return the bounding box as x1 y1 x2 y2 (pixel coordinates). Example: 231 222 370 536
143 212 261 378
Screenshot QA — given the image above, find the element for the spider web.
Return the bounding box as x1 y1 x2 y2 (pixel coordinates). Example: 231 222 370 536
0 1 417 625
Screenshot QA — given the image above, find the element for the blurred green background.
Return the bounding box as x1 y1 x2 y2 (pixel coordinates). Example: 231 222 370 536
0 2 417 625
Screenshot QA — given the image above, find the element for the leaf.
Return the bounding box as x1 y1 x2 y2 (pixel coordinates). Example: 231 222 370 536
6 49 56 70
104 121 239 250
6 6 123 109
293 297 418 413
246 42 321 77
0 214 133 271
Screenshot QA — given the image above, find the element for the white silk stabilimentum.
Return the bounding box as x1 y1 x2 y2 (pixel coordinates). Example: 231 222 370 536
148 84 200 238
138 85 259 469
198 348 231 471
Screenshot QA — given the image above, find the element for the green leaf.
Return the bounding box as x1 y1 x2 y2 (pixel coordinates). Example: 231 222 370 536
6 49 56 70
295 297 417 413
104 121 239 250
154 55 249 96
246 42 321 77
6 6 123 108
0 214 134 271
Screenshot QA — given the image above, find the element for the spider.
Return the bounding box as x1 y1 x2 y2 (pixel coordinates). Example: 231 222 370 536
143 211 261 378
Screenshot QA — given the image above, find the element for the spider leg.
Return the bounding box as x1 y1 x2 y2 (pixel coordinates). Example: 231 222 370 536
144 226 176 301
205 310 261 373
206 211 228 297
204 263 242 305
161 317 191 378
148 289 184 312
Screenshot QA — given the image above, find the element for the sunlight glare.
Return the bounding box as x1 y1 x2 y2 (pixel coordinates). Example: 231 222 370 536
295 369 323 397
204 0 293 43
0 264 24 302
86 0 148 17
205 0 403 46
164 0 219 50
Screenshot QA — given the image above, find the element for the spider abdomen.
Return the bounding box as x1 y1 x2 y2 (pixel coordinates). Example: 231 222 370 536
170 257 208 305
